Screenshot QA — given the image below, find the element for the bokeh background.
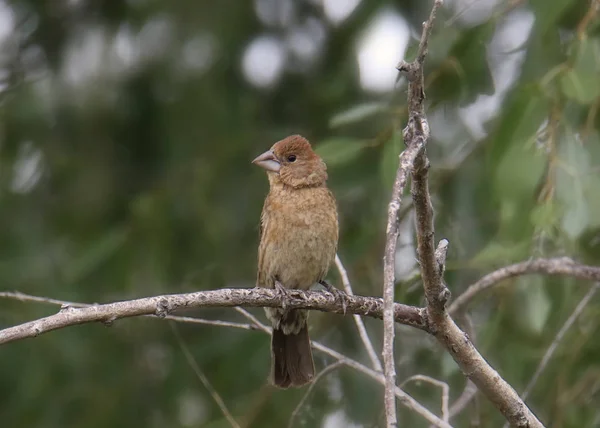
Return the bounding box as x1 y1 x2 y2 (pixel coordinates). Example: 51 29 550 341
1 0 599 427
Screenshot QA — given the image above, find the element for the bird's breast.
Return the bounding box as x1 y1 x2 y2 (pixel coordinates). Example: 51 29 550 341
258 187 338 290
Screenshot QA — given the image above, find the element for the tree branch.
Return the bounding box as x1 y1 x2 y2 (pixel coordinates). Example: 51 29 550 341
382 136 426 427
0 288 427 345
448 258 600 315
401 374 450 423
335 255 383 372
170 322 241 428
231 308 450 427
0 290 262 331
520 282 600 401
288 361 344 428
233 307 457 427
396 0 544 425
0 294 449 426
382 2 444 426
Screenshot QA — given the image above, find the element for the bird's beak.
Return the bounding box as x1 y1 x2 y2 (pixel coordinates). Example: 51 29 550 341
252 150 281 172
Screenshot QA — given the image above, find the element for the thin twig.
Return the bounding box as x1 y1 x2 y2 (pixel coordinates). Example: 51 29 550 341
576 0 600 40
234 307 267 332
382 137 426 426
449 258 600 315
448 380 478 420
233 309 452 428
335 254 383 372
288 361 345 428
383 2 443 426
170 322 241 428
521 283 600 401
401 374 450 423
382 0 445 417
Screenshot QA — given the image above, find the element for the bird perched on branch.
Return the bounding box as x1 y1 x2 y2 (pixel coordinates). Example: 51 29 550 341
253 135 339 388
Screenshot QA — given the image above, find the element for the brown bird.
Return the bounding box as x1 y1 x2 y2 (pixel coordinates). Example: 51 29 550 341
253 135 339 388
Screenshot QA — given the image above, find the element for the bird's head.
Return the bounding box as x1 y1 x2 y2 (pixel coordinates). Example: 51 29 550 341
252 135 328 188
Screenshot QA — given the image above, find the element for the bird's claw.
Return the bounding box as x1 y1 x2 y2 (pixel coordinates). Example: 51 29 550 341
319 280 349 315
274 280 290 312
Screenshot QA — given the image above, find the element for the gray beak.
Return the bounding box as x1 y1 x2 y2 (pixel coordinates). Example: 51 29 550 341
252 150 281 172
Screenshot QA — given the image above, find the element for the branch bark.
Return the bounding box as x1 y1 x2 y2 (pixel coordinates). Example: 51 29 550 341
382 140 426 427
396 0 543 425
0 292 450 428
448 257 600 315
335 255 383 372
232 308 451 427
0 288 427 345
382 2 444 426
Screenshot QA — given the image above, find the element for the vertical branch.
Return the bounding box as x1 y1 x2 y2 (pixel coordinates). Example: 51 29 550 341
397 0 544 426
382 1 444 426
382 143 426 427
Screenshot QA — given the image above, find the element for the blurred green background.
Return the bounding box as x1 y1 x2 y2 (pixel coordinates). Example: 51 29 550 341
0 0 599 427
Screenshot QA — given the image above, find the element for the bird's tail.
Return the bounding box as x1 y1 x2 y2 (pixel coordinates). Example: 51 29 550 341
271 314 314 388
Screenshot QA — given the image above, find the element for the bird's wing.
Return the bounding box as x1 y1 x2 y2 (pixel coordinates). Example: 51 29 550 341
327 188 339 253
256 195 270 287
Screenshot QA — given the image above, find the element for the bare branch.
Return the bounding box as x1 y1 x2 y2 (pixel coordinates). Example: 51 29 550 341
0 295 450 427
234 309 452 428
335 254 383 372
401 374 450 423
170 323 241 428
234 307 268 332
288 361 345 428
521 282 600 400
448 380 478 420
447 314 478 421
0 291 261 331
448 257 600 315
383 3 444 426
382 138 426 427
396 0 544 424
309 341 452 428
0 288 428 345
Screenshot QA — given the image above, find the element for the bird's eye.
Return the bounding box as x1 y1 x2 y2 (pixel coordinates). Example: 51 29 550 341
287 155 297 162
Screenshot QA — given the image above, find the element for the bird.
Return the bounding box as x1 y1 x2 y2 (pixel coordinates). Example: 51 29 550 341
252 135 339 388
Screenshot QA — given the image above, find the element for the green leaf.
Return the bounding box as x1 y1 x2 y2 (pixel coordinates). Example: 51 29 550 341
379 130 403 189
441 22 495 103
555 129 600 238
583 132 600 228
315 138 366 167
329 102 387 128
64 227 129 284
470 240 530 266
515 276 552 334
529 0 576 35
489 88 549 164
493 136 546 203
560 38 600 104
530 200 561 233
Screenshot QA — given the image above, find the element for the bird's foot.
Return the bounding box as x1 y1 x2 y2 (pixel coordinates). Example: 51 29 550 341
274 280 291 312
319 280 349 315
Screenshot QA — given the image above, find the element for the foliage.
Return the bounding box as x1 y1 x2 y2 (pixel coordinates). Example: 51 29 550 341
0 0 599 427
